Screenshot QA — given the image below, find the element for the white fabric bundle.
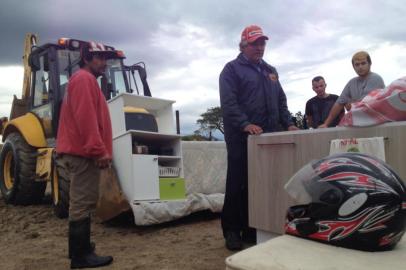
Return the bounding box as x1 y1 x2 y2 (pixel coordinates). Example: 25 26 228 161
339 76 406 127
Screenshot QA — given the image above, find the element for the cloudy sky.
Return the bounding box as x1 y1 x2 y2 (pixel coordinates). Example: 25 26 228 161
1 0 405 136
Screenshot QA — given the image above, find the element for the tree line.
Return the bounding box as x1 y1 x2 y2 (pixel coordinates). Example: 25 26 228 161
182 107 306 141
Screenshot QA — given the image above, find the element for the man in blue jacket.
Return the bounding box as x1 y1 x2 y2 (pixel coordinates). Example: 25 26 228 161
219 25 298 250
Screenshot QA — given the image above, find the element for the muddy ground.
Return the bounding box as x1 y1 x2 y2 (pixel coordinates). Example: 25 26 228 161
0 193 242 270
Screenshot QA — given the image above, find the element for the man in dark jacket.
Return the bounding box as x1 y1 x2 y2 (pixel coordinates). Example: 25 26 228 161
219 25 298 250
56 42 117 269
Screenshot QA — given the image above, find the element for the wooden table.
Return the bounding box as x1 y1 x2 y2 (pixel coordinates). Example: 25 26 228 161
248 121 406 241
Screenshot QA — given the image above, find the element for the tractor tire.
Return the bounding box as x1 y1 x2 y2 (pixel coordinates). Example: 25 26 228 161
0 133 46 204
51 158 70 218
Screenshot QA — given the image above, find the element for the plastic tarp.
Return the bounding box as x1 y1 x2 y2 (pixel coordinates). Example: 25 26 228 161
131 193 224 225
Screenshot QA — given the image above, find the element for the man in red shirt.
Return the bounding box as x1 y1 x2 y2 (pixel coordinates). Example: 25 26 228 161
56 42 115 269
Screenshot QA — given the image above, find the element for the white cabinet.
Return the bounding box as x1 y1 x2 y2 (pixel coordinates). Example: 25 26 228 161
108 93 183 203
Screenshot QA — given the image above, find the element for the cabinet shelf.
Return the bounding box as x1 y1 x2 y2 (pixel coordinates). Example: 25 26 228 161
109 93 175 111
158 155 182 161
115 130 180 141
130 154 181 159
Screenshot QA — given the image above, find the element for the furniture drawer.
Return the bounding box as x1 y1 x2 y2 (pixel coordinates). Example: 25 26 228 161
159 178 185 200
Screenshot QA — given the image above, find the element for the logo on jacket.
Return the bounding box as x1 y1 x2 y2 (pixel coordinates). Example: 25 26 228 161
268 73 278 81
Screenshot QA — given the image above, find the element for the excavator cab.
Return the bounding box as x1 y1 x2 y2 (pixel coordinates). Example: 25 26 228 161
0 35 151 217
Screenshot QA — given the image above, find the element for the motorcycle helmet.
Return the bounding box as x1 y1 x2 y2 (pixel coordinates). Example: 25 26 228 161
284 153 406 251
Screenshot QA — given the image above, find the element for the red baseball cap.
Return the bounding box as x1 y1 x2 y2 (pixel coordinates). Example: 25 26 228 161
241 25 269 43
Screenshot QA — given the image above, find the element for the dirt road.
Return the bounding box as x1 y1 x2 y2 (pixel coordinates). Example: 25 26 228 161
0 195 238 270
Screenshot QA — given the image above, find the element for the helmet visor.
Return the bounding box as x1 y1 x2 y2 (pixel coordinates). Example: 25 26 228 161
284 161 343 206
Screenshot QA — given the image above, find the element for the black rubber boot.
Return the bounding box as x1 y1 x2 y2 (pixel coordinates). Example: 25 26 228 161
225 231 243 251
69 240 96 259
69 217 113 269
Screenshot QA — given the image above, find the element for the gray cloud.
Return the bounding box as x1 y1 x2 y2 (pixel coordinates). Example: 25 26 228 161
2 0 405 68
1 0 406 135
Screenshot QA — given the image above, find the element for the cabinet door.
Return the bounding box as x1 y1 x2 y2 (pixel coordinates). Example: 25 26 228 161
249 138 296 234
132 155 159 201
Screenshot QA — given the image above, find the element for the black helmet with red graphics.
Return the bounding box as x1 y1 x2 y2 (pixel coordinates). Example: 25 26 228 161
284 153 406 251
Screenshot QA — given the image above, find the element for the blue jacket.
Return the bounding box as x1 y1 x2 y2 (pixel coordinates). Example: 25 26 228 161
219 53 293 143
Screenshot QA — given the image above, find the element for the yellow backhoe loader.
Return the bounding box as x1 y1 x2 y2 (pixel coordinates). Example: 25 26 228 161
0 34 151 218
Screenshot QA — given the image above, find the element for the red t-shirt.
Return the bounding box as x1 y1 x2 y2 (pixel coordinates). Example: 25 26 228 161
56 69 112 159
